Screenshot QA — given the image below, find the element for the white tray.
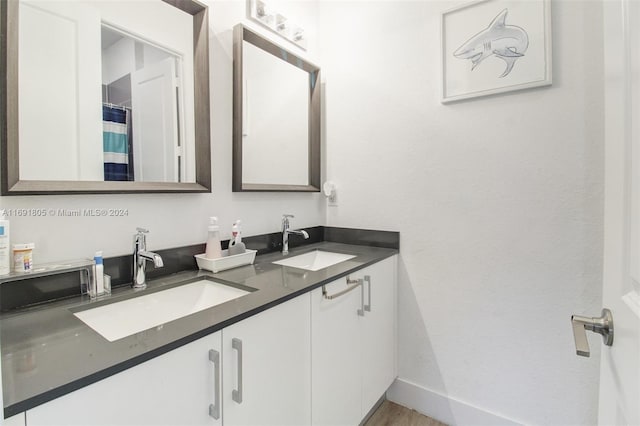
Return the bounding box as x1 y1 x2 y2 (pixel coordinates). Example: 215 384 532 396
194 249 257 273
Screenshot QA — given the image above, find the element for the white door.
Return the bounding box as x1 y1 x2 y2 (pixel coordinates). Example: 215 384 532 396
596 0 640 424
360 256 397 416
131 57 180 182
311 278 363 426
18 0 103 181
26 331 222 425
222 294 311 426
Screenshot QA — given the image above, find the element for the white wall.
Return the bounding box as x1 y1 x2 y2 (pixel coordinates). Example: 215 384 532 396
319 1 604 425
0 0 324 263
102 37 135 85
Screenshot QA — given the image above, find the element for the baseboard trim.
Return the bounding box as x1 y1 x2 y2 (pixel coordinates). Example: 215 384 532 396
386 378 522 426
360 394 386 426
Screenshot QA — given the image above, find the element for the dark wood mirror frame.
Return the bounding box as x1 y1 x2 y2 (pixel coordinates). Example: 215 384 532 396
232 24 320 192
0 0 211 195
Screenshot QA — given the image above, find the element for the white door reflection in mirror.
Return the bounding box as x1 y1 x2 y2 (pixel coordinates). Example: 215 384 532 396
241 40 309 186
102 24 183 182
131 57 179 182
18 0 103 181
17 0 194 183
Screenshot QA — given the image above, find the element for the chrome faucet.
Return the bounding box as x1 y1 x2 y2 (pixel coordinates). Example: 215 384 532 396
133 228 164 289
282 214 309 255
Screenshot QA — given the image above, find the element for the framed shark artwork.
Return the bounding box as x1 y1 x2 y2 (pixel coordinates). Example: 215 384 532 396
441 0 552 103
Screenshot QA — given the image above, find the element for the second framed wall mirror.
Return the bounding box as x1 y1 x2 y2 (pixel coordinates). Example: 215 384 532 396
232 24 320 192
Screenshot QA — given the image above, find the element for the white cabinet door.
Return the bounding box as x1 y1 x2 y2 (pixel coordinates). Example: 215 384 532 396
311 276 364 426
222 293 311 426
26 331 222 426
3 413 25 426
312 256 398 426
361 256 397 415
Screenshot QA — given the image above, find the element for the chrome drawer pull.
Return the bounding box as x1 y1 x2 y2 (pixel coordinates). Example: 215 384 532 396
364 275 371 312
232 338 243 403
357 279 365 317
208 349 220 419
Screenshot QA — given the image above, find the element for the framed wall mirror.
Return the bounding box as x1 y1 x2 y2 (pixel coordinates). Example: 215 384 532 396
232 24 320 192
0 0 211 195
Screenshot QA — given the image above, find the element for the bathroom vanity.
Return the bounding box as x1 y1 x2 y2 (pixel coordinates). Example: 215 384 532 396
1 236 398 426
0 0 399 424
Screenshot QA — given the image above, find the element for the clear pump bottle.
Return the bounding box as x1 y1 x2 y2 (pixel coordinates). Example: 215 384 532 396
205 217 222 259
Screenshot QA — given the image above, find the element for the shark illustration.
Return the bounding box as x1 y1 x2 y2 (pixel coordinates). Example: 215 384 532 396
453 9 529 78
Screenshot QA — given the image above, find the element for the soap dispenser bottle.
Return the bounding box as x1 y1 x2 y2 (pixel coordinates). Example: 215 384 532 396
205 217 222 259
228 220 246 256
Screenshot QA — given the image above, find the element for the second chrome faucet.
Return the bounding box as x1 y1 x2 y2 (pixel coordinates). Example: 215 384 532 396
282 214 309 255
133 228 164 289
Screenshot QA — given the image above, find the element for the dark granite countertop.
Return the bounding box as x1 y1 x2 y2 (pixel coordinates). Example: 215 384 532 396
1 241 397 417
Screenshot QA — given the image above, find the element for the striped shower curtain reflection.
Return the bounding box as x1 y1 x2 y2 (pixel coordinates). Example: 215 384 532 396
102 105 130 181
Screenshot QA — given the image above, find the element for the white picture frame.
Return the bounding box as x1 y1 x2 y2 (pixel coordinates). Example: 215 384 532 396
441 0 552 103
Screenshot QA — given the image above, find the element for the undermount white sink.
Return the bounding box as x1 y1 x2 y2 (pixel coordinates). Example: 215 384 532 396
74 280 250 342
272 250 356 271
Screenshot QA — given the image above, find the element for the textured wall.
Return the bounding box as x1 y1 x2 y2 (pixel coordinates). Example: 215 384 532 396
319 1 604 424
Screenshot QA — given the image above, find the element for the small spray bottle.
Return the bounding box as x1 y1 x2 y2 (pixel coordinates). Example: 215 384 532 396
228 220 246 255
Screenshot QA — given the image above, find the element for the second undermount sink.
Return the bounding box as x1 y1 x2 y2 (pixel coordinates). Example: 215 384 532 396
74 280 251 342
272 250 356 271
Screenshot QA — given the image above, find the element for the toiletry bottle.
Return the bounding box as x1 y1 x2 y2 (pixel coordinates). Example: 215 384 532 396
205 217 222 259
13 243 34 272
94 251 104 296
228 220 246 256
0 213 9 275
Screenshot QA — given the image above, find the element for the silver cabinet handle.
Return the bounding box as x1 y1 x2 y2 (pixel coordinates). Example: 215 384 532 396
571 308 614 357
322 276 361 300
232 338 243 403
357 278 365 316
208 349 220 419
364 275 371 312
